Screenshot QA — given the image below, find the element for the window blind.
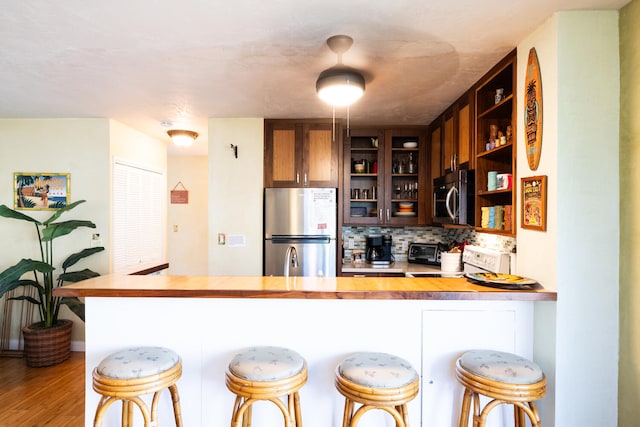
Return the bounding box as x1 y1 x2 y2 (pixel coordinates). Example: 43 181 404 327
112 161 164 274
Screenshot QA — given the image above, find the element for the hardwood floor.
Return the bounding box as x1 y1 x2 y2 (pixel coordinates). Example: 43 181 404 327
0 351 85 426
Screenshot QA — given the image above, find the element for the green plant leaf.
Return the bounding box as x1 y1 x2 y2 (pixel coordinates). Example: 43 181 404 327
0 205 41 225
61 297 85 321
42 200 86 226
0 278 44 298
62 247 105 270
59 269 100 283
0 259 53 296
9 295 42 305
42 220 96 241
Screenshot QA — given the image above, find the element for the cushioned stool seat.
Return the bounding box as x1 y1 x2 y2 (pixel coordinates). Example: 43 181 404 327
92 346 183 427
335 352 419 427
225 346 307 427
456 350 546 427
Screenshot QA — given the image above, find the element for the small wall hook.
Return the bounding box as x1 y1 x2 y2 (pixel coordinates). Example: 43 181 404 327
230 144 238 158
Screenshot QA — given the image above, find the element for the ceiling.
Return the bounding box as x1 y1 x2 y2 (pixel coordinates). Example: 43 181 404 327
0 0 629 156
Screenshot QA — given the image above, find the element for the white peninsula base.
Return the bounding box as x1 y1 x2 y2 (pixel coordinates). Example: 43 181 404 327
84 297 533 427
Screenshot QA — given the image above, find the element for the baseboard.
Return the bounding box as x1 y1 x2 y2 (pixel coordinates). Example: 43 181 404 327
71 340 85 352
3 338 86 352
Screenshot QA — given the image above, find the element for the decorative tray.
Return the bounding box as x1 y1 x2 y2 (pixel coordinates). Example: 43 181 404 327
464 273 541 290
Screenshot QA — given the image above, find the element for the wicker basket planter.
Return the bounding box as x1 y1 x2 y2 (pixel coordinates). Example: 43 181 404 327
22 319 73 367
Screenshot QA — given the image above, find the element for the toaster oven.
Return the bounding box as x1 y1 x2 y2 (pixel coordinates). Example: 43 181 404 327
407 243 441 265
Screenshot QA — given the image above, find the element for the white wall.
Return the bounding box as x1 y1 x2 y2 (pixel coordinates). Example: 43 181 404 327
517 15 559 425
167 156 209 275
517 11 620 426
208 118 264 275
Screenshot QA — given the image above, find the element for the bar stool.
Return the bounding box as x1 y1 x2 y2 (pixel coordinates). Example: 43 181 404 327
455 349 546 427
225 346 307 427
92 346 183 427
335 352 419 427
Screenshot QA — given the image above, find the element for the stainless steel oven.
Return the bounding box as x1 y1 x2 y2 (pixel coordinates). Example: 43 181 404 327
433 170 474 226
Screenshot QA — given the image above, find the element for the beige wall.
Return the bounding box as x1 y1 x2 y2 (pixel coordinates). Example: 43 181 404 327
109 120 168 272
517 11 620 425
0 118 167 349
208 118 264 276
619 0 640 423
167 156 209 275
0 119 111 346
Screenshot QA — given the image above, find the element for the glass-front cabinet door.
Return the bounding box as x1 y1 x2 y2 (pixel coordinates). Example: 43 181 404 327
343 127 427 226
343 128 384 225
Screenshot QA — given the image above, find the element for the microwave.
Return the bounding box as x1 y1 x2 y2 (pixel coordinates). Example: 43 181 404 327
407 243 441 265
433 170 475 226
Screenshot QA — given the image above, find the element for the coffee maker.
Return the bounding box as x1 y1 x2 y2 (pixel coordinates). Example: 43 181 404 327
365 235 393 265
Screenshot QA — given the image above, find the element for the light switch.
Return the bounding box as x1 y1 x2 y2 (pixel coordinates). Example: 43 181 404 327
90 233 103 248
218 233 226 245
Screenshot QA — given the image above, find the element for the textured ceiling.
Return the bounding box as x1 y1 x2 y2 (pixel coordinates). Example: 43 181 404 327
0 0 629 155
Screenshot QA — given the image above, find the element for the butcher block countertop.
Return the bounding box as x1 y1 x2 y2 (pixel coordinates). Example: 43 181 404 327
55 274 557 301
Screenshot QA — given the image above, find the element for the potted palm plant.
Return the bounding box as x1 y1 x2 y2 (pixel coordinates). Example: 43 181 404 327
0 200 104 367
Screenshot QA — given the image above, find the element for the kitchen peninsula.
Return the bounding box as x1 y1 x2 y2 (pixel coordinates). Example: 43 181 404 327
57 275 555 427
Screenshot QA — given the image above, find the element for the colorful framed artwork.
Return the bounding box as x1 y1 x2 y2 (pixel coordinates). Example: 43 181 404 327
14 173 70 210
521 175 547 231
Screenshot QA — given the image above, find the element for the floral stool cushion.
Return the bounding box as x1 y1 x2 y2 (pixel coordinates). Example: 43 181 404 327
229 346 306 382
458 350 544 385
96 346 180 380
338 352 418 389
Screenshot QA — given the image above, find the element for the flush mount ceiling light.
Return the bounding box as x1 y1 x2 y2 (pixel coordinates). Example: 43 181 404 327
167 129 198 147
316 35 365 107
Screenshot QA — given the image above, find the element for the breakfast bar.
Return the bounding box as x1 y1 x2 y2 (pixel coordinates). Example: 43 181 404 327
56 275 555 427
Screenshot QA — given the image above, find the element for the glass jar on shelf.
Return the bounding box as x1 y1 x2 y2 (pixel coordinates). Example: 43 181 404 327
407 153 417 174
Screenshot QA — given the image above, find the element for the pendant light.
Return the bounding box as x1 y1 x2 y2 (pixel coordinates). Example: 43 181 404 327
316 35 365 105
167 129 198 147
316 35 365 137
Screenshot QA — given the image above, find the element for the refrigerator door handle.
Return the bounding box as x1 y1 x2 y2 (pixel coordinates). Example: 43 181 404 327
271 236 332 244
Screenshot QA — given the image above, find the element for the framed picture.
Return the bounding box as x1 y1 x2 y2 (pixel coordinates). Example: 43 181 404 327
521 175 547 231
14 173 70 210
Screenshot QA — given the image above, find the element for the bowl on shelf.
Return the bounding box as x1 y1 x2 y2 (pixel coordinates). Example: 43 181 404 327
399 202 414 208
403 141 418 148
354 163 365 173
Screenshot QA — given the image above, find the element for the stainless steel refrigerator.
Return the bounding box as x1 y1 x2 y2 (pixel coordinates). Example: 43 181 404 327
264 188 337 277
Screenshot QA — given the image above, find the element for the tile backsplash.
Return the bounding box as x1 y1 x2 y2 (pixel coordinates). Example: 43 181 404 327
342 226 516 262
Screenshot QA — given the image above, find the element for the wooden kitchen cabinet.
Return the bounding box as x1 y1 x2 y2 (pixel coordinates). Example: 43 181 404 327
429 89 475 177
474 49 517 236
343 126 427 226
264 119 340 188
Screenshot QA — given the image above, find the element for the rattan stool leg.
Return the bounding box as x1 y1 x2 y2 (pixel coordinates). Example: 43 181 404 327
168 384 184 427
293 392 303 426
342 398 354 427
514 405 525 427
94 396 115 427
458 388 472 427
122 400 132 426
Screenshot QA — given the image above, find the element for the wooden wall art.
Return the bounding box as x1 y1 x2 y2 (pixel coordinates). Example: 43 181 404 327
525 47 543 171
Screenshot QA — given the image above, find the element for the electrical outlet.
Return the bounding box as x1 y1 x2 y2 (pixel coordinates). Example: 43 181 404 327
348 237 355 249
173 224 179 232
402 241 408 252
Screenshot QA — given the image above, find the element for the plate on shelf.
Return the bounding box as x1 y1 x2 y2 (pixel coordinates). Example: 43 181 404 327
394 211 416 217
403 142 418 148
464 273 541 290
